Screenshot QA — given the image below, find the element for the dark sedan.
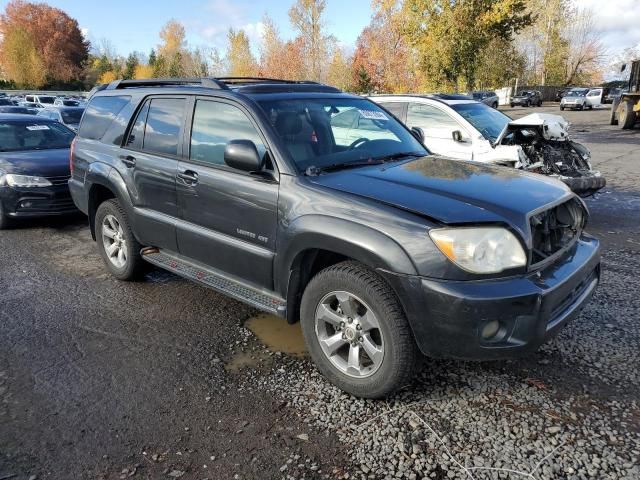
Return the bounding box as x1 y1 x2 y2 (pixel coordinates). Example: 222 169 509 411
0 114 78 228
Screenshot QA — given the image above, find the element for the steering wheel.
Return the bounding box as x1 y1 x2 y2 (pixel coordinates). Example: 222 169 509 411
348 137 370 150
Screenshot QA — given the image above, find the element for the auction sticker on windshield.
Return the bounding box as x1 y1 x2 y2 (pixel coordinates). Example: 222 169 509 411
26 125 50 131
358 109 388 121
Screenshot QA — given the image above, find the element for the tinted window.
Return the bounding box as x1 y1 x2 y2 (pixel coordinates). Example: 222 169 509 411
126 100 150 150
0 120 75 152
0 98 13 106
142 98 185 157
79 96 130 140
38 96 55 104
450 102 511 141
190 100 265 166
61 108 84 124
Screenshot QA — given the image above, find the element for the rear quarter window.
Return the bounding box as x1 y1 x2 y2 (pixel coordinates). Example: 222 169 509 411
79 95 131 140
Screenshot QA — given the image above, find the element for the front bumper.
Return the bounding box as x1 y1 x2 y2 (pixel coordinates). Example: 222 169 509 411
511 98 529 105
560 175 606 196
562 102 584 109
381 235 600 360
0 183 78 217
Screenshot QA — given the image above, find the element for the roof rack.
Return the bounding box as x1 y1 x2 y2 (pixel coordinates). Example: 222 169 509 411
106 78 228 90
217 77 320 86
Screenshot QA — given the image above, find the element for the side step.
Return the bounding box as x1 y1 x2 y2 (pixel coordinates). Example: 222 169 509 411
141 248 286 316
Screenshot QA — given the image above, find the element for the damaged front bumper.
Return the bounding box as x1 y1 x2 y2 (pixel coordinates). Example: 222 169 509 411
559 174 606 196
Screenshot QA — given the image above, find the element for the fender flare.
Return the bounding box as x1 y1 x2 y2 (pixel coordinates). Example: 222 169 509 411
275 215 418 296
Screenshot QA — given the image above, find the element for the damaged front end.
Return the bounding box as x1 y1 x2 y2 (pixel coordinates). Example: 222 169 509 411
497 114 606 196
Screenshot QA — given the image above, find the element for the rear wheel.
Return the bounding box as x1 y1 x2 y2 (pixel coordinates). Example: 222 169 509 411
620 100 637 129
95 199 146 280
492 102 498 109
300 261 418 398
560 106 565 111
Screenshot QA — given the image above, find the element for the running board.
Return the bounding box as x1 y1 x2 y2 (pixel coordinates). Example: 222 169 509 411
141 249 286 316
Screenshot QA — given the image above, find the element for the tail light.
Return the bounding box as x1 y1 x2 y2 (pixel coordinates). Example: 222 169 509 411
69 137 77 177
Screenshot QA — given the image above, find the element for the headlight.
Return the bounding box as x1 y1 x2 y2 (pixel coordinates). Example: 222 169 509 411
429 227 527 274
4 174 52 187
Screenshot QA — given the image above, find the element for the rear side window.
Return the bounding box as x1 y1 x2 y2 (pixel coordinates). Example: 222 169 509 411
141 98 185 157
378 102 406 120
79 95 130 140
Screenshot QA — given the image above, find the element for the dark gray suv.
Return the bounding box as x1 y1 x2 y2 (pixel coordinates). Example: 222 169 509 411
69 78 600 398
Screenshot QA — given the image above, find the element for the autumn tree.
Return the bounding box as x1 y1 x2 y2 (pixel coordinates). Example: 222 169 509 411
226 28 258 77
259 15 286 78
0 25 45 87
352 0 418 93
123 53 140 80
288 0 334 81
0 0 89 85
327 48 352 91
403 0 534 90
155 19 187 77
563 6 606 85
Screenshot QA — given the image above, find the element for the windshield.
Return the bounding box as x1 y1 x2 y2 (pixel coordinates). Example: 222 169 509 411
61 108 84 124
257 97 426 172
0 120 75 152
38 96 55 104
566 89 588 97
450 102 511 142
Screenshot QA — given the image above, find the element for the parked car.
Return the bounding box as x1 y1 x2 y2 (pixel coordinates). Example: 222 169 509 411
0 106 40 115
0 114 78 228
555 88 571 102
19 102 44 109
38 106 85 131
371 94 605 196
54 97 81 107
560 88 590 110
604 87 622 104
0 98 16 107
24 94 56 107
511 90 542 107
471 90 499 108
68 78 601 398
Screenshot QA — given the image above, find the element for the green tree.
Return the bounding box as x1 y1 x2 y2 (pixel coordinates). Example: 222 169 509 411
123 53 139 80
403 0 534 90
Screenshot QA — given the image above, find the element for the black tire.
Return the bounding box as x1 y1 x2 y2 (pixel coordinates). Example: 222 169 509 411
510 103 514 108
538 101 543 107
610 105 618 125
620 100 636 129
0 202 13 230
300 261 418 398
560 106 565 111
492 102 498 109
525 100 530 107
94 199 146 280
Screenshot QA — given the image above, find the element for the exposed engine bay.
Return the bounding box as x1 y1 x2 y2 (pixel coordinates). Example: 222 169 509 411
497 114 606 196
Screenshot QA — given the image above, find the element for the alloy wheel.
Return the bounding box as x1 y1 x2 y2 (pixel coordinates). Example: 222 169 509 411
314 291 384 378
101 214 128 269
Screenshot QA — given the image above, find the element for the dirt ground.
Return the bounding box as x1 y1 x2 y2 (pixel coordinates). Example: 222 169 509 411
0 103 638 480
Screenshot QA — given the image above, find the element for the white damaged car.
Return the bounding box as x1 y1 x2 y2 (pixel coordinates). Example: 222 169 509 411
370 94 606 196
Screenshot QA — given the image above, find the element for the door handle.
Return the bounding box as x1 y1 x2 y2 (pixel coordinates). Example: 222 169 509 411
119 155 136 168
177 170 198 185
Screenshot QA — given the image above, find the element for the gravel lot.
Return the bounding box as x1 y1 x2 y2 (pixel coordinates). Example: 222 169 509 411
1 104 639 479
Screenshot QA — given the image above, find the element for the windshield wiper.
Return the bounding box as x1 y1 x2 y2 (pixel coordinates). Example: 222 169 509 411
305 152 424 176
370 151 424 162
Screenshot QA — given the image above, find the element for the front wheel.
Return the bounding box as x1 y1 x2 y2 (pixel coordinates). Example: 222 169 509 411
300 262 418 398
560 106 565 111
620 100 637 129
0 202 13 230
95 199 146 280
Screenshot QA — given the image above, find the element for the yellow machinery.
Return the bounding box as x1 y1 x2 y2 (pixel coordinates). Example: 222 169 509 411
610 60 640 129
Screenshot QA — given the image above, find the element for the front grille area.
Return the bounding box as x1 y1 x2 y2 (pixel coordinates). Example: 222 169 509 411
46 175 71 186
530 198 585 267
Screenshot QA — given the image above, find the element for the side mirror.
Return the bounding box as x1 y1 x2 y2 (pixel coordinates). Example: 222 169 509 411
410 126 425 143
452 130 464 142
224 140 263 172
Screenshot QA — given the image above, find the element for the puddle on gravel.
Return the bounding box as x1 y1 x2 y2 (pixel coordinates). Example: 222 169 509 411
225 314 308 373
245 314 308 358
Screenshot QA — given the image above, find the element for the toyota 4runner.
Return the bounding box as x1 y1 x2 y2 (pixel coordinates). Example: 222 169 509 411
69 78 600 398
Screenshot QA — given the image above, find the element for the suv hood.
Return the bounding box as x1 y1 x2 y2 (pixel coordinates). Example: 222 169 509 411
309 155 572 243
0 148 71 178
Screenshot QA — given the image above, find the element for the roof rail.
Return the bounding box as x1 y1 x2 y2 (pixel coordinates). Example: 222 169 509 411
217 77 320 86
105 78 228 90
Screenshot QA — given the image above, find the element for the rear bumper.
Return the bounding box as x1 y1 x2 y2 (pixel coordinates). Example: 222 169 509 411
0 184 78 217
381 234 600 360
